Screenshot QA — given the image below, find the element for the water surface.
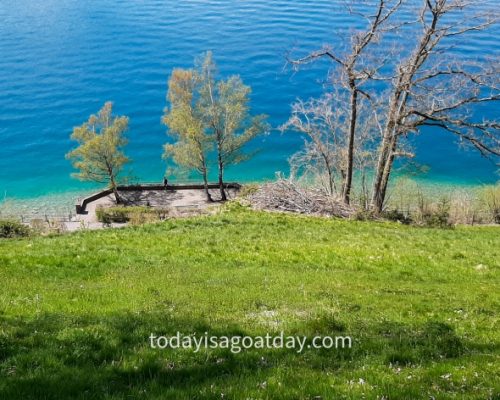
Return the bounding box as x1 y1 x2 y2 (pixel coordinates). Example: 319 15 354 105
0 0 498 203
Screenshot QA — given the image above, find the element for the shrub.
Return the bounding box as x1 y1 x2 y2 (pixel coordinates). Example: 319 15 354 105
96 206 168 225
222 200 249 213
0 219 31 238
96 206 130 224
449 190 482 225
415 196 452 228
478 184 500 224
30 218 47 233
238 184 259 198
383 209 412 224
352 209 375 221
389 177 420 217
128 211 160 226
29 218 67 235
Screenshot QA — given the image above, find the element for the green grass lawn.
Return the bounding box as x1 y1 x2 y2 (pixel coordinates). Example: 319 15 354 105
0 206 499 399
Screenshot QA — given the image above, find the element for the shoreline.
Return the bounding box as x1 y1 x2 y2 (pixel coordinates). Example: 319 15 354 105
1 177 497 220
0 190 83 220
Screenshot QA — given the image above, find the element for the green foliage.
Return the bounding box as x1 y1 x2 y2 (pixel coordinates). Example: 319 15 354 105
0 209 498 398
415 196 452 228
238 184 260 198
163 52 268 197
0 219 31 238
383 209 412 225
66 102 130 202
163 68 212 180
196 52 268 169
96 206 168 224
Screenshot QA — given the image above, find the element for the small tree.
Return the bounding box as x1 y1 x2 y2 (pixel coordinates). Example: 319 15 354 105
282 93 378 205
66 102 129 204
197 52 268 200
282 95 348 195
164 52 268 201
163 68 213 201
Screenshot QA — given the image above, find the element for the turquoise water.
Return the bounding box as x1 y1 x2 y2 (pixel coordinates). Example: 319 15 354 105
0 0 498 202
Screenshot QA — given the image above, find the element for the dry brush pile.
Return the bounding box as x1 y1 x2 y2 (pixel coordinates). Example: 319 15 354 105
246 179 354 218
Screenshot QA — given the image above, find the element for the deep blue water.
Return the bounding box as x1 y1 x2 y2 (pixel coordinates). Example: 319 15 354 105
0 0 498 200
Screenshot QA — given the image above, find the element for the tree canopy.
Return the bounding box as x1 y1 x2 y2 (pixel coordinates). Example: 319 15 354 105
163 52 268 201
66 102 129 203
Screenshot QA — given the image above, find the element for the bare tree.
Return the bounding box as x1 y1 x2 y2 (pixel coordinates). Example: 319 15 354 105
290 0 403 205
282 95 347 195
370 0 499 213
282 93 379 205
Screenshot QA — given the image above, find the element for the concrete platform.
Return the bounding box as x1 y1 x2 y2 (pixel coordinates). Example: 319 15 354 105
76 184 240 224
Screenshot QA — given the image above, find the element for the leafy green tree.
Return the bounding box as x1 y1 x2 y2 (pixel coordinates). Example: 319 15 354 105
163 52 268 201
66 102 129 204
163 68 214 201
198 52 268 200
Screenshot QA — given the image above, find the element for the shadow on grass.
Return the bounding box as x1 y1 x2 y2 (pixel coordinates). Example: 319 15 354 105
0 312 256 399
0 311 484 399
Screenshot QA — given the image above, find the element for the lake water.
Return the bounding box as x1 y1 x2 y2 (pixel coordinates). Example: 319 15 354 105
0 0 498 205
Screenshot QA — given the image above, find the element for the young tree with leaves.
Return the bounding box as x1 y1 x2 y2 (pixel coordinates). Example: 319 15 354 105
163 68 213 201
164 52 268 201
66 102 129 204
197 52 268 200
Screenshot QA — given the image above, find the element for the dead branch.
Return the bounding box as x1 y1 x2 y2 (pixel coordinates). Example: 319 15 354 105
247 179 355 218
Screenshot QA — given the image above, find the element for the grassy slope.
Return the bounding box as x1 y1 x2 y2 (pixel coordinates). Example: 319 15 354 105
0 206 499 399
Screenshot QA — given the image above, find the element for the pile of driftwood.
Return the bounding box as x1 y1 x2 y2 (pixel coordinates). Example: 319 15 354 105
247 180 354 218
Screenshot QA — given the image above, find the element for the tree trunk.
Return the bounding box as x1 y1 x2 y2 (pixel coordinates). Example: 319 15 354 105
377 136 399 212
371 8 440 213
371 138 390 213
371 90 403 213
371 134 398 213
361 169 368 210
217 153 227 201
112 188 121 204
109 174 121 204
342 85 358 205
202 169 213 202
327 167 334 196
